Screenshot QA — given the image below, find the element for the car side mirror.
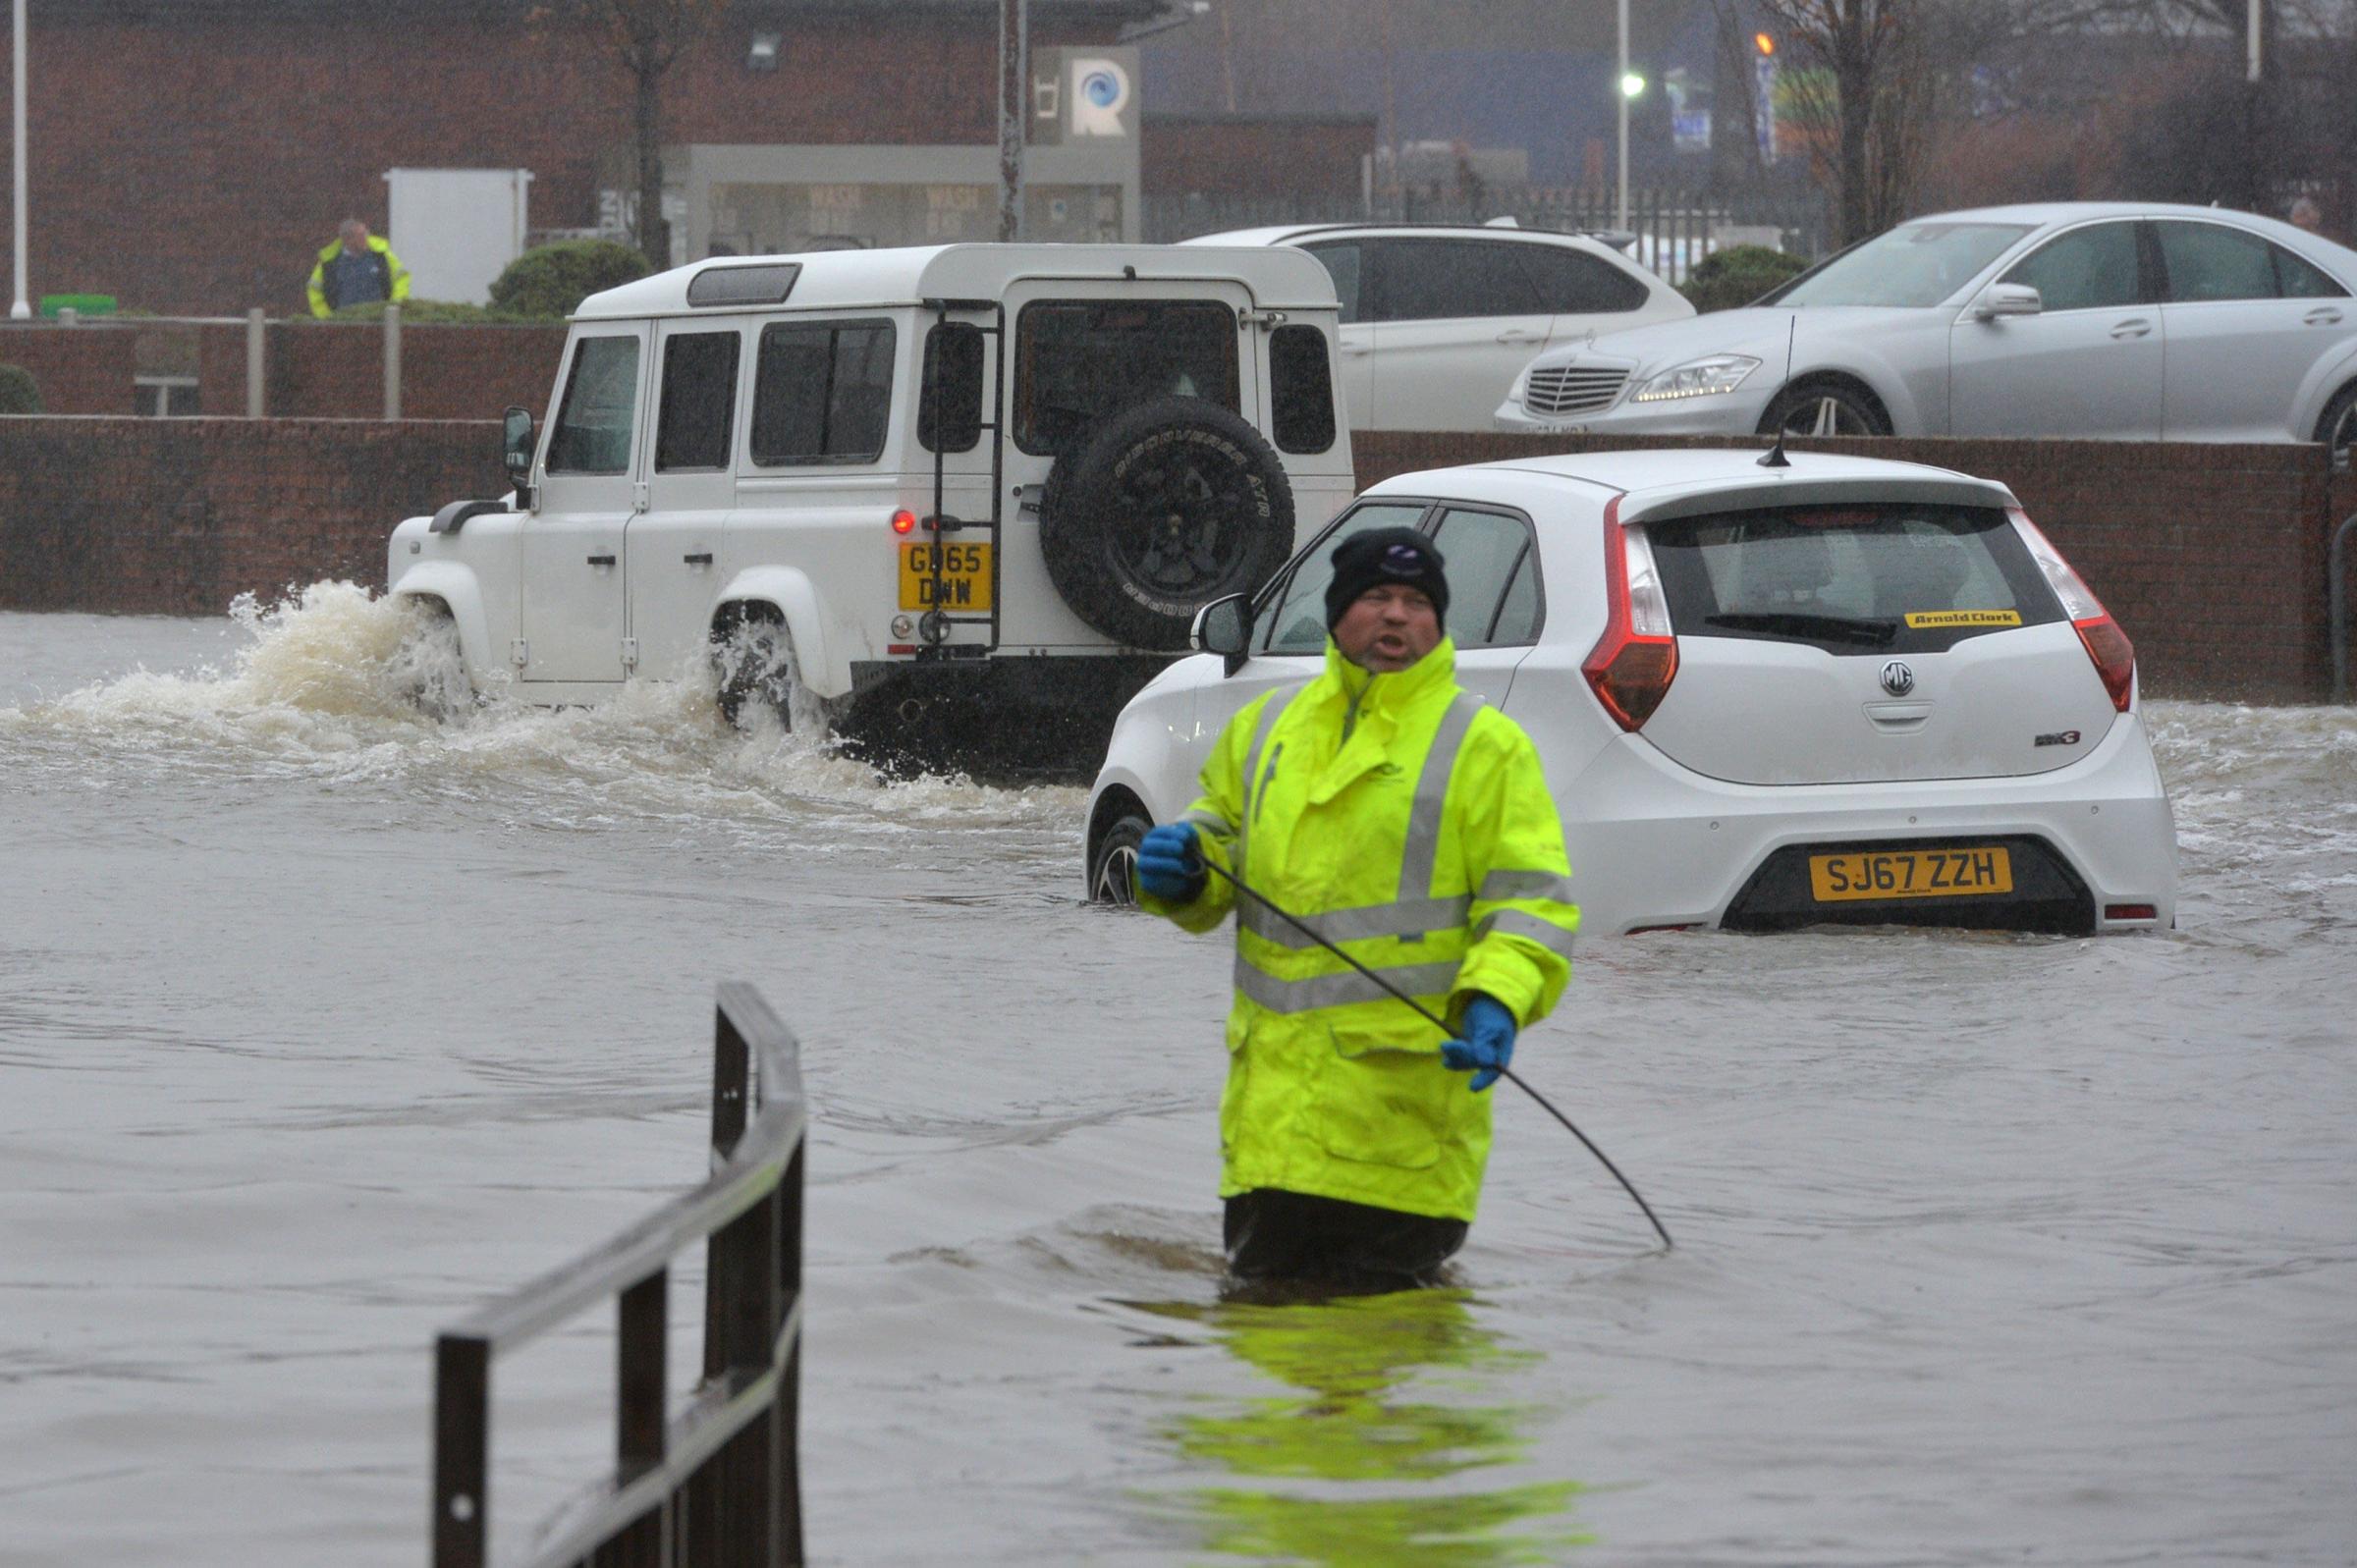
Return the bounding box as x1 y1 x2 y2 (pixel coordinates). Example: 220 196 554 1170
502 406 537 506
1972 283 2042 321
1192 593 1252 676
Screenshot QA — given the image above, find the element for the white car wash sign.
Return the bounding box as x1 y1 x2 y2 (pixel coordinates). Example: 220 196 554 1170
1032 47 1137 144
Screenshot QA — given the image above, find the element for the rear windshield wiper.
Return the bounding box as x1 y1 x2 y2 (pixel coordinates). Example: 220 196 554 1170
1704 612 1899 647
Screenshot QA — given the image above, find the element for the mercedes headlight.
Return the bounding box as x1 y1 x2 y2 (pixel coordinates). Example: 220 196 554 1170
1630 354 1761 403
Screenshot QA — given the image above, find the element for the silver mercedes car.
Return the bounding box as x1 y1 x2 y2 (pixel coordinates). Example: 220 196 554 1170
1496 201 2357 465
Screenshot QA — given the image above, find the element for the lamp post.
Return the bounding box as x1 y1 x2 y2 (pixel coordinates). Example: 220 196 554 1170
11 0 28 320
1616 0 1629 231
1614 0 1645 232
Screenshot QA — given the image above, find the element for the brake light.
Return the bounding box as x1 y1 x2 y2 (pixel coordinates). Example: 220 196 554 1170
891 509 917 535
1582 496 1678 730
2008 508 2135 713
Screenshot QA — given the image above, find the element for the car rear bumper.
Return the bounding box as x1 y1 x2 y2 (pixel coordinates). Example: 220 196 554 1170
1561 711 2179 935
842 654 1177 782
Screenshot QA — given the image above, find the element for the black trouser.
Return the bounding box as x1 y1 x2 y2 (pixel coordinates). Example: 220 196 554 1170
1223 1188 1467 1293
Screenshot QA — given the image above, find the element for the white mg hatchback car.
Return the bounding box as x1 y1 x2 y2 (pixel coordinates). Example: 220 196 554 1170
1084 448 2178 935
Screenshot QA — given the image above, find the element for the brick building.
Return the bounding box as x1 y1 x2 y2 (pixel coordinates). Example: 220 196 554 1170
0 0 1183 317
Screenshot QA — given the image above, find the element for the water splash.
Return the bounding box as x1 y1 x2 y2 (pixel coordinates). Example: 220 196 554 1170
0 582 1083 832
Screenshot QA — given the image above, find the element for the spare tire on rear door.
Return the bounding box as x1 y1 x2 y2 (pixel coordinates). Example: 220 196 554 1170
1039 395 1295 650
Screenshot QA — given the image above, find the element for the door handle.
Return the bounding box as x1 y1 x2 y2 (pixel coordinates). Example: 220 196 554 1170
684 552 714 566
1494 329 1544 344
2304 307 2345 326
1340 343 1374 356
585 554 616 567
2109 319 2152 339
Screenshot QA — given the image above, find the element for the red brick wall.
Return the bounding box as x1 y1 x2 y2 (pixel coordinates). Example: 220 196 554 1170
0 417 504 617
0 8 1119 317
1143 115 1377 198
8 321 565 419
0 326 141 415
0 418 2347 700
1357 431 2348 703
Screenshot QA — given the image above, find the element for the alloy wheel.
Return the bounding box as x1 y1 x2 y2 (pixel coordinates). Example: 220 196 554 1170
1091 840 1141 905
1782 394 1874 438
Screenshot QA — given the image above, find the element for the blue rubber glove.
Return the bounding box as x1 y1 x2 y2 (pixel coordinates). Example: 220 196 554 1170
1135 822 1206 902
1442 996 1517 1093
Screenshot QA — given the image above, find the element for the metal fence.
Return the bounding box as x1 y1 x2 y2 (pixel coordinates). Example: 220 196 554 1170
431 984 807 1567
1144 186 1834 285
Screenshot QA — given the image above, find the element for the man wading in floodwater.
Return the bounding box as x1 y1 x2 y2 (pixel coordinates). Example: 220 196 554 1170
1136 527 1580 1293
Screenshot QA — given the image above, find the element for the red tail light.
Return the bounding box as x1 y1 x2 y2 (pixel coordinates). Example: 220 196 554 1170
891 509 917 535
2073 617 2135 713
2008 508 2135 713
1583 496 1679 730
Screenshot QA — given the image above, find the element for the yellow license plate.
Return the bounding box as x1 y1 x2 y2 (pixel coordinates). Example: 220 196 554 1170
1808 846 2013 902
899 541 994 612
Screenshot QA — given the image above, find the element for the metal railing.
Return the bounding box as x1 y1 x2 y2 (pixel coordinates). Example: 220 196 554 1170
431 983 806 1567
10 306 412 418
2332 509 2357 702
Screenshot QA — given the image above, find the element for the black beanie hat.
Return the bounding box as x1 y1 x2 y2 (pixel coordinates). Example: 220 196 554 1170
1324 526 1450 631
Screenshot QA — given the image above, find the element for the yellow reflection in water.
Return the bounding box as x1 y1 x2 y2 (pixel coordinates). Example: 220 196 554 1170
1129 1289 1588 1564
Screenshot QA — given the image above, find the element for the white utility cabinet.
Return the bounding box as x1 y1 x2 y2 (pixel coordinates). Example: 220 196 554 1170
383 168 534 304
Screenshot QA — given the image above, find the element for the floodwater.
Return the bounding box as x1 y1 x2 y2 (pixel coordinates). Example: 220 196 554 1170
2 587 2352 1567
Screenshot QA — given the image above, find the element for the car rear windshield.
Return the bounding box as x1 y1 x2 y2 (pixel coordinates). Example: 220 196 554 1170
1643 503 2063 655
1772 223 2033 308
1013 299 1239 454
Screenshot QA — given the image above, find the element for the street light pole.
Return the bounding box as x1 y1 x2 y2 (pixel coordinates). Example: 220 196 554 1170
2243 0 2264 212
11 0 28 320
998 0 1026 242
1616 0 1629 231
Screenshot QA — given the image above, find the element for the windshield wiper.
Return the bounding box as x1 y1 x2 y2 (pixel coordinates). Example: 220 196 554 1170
1705 612 1898 647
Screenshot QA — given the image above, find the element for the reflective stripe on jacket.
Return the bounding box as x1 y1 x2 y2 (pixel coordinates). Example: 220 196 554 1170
1144 637 1579 1221
306 236 411 318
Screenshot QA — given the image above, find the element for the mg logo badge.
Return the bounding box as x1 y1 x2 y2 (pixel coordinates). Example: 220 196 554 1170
1880 659 1916 697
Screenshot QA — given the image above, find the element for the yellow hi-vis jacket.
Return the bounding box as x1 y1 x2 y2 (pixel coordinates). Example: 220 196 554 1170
306 235 411 318
1143 637 1579 1222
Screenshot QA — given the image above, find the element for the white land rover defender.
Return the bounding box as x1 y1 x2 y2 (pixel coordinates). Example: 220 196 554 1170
386 243 1352 776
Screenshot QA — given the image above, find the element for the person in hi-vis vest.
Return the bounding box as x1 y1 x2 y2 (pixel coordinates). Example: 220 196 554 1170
306 219 411 318
1138 526 1580 1292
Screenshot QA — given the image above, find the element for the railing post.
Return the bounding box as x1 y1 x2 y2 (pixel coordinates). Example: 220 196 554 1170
706 1004 751 1382
383 300 402 420
2330 510 2356 702
245 308 265 418
614 1269 670 1566
777 1141 805 1566
432 1333 489 1568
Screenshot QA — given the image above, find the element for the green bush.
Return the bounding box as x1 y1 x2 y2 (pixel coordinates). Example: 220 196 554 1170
488 240 656 320
326 298 517 324
0 362 43 414
1678 244 1812 314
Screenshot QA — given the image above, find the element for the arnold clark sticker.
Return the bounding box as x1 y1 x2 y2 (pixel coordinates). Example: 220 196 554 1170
1903 609 2024 629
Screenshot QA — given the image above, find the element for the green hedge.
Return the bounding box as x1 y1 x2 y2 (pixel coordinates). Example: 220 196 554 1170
488 240 656 319
327 298 515 323
1678 244 1812 314
0 362 42 414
